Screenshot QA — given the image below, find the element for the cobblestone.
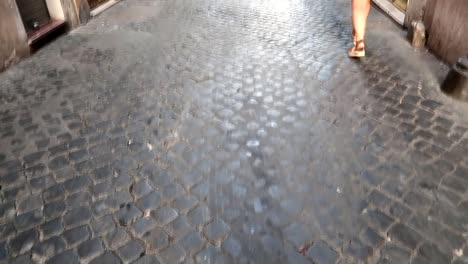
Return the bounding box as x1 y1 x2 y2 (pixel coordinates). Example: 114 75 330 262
39 218 63 240
104 227 131 250
284 223 311 248
417 243 451 263
115 204 142 227
131 216 157 237
187 206 211 227
63 225 90 247
130 180 153 200
159 244 186 264
31 236 66 262
117 240 144 263
0 0 466 262
16 195 43 214
14 210 43 231
46 250 79 264
143 227 169 253
388 223 422 250
9 229 38 256
153 207 179 226
172 196 199 214
63 206 92 228
165 216 193 240
203 218 230 246
179 232 205 255
0 223 15 241
78 238 105 261
136 191 162 213
195 245 224 264
91 215 115 237
133 255 160 264
89 252 121 264
306 240 338 264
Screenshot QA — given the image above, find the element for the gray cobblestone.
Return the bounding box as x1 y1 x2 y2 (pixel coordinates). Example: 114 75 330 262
78 238 105 261
92 198 120 217
63 206 92 228
92 165 113 183
0 201 16 222
9 229 37 256
5 185 30 202
195 245 230 264
66 192 92 208
153 207 179 226
64 175 91 194
159 244 186 264
0 223 15 241
43 184 65 203
165 216 193 240
89 252 121 264
360 227 384 248
10 254 34 264
91 180 114 199
285 248 311 264
90 215 115 238
187 206 211 227
0 241 7 261
46 250 79 264
284 223 311 248
203 218 230 246
364 209 394 231
136 191 162 212
179 232 205 255
44 200 66 219
132 255 161 264
30 174 55 194
104 227 131 250
172 196 199 214
306 240 338 264
143 227 169 253
130 180 153 199
379 243 411 263
0 0 467 262
117 240 145 263
14 210 43 231
63 225 90 247
417 243 451 264
39 218 63 240
31 236 66 262
222 236 241 258
16 195 43 214
388 223 422 250
115 204 142 227
131 216 157 238
345 240 373 261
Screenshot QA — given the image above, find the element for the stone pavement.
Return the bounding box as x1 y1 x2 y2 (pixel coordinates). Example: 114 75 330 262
1 0 468 263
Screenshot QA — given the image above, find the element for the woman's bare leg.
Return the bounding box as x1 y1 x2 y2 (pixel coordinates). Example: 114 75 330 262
351 0 371 49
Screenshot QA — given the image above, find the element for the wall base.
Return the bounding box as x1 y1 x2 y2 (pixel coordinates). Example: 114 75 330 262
372 0 406 26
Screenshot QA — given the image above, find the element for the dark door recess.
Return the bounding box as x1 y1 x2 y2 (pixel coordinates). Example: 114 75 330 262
88 0 109 9
16 0 51 33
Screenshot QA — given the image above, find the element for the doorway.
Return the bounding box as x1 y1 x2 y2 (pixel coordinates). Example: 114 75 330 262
88 0 110 9
16 0 51 33
390 0 408 12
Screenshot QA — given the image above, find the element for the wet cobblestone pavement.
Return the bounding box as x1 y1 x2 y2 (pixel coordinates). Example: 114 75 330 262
1 0 468 263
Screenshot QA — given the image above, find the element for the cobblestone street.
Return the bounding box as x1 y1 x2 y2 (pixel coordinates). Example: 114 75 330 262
1 0 468 263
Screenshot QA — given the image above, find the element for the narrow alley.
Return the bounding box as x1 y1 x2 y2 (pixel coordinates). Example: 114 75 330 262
0 0 467 263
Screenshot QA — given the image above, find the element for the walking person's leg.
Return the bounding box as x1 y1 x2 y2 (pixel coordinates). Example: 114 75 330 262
349 0 371 57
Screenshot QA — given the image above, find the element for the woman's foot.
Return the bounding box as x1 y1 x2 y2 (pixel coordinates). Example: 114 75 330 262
348 40 365 57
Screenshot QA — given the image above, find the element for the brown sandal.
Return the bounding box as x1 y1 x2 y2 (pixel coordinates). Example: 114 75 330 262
349 40 365 58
